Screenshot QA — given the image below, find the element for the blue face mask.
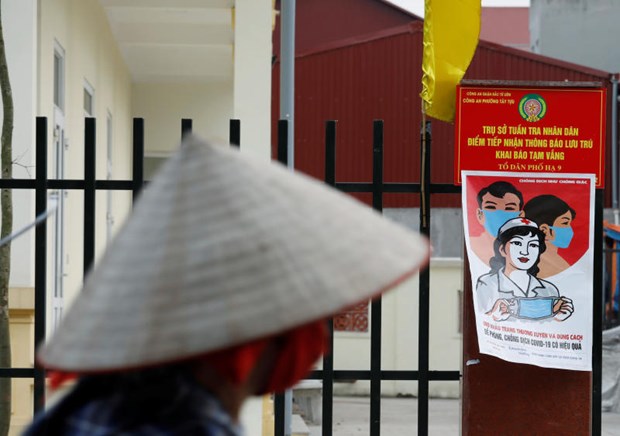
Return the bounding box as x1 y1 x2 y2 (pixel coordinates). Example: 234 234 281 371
482 210 520 237
550 226 574 249
517 297 554 319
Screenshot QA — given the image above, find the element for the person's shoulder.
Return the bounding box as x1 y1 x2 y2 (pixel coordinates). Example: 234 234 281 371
476 271 497 286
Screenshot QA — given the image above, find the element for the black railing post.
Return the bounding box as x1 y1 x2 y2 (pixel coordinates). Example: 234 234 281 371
230 119 241 148
372 120 384 213
418 120 432 436
277 120 288 165
322 120 337 436
84 118 96 274
274 119 289 436
181 118 193 138
592 188 604 436
370 119 384 436
33 117 48 412
132 118 144 201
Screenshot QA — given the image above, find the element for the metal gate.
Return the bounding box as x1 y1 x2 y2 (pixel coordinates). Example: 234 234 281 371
14 116 611 434
0 117 458 434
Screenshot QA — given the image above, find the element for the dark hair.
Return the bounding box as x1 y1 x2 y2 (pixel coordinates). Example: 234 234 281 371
477 181 523 209
523 195 576 226
489 225 547 276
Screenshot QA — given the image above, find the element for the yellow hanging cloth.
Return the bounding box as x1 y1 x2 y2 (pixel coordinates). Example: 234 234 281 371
420 0 481 122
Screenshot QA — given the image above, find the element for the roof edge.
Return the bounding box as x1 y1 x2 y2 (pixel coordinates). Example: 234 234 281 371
478 39 614 79
462 79 605 89
295 21 423 59
289 21 615 80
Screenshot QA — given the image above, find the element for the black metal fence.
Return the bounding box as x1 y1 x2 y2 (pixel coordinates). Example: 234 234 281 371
0 117 459 435
0 116 603 435
273 119 460 436
2 118 141 409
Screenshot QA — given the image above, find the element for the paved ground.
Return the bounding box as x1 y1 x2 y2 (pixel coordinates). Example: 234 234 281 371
306 397 620 435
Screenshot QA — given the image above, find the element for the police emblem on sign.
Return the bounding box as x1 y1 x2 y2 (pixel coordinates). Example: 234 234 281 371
518 94 547 122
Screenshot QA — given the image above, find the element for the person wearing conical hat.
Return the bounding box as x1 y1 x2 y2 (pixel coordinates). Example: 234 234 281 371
23 136 429 435
475 217 573 323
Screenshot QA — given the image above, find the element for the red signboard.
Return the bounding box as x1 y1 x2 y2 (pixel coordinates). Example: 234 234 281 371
455 84 607 187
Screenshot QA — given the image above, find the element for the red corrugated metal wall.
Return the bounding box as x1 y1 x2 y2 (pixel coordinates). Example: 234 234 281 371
271 22 613 207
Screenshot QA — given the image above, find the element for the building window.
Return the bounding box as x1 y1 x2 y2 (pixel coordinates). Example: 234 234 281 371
106 112 114 243
457 289 463 334
53 43 65 110
83 80 94 116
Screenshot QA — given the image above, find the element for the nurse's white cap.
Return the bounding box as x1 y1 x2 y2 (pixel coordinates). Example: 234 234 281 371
498 217 539 236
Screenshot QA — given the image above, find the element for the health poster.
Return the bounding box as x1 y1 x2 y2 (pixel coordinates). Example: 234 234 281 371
462 171 594 371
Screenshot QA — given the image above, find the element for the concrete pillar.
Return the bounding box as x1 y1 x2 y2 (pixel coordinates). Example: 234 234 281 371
233 0 272 160
234 4 273 432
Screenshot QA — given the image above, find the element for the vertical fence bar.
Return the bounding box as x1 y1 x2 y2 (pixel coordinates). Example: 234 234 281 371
593 188 604 435
33 117 48 412
83 118 96 274
418 120 432 436
322 120 337 436
274 394 285 436
132 118 144 201
372 120 383 213
230 119 241 148
277 120 288 165
181 118 193 138
325 121 336 187
274 119 289 436
370 120 383 436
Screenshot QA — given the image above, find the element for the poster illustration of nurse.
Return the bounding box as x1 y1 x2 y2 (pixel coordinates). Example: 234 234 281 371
462 171 595 371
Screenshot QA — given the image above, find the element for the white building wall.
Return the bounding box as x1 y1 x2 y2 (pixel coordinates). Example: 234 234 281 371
428 259 463 397
531 0 620 73
38 0 133 312
132 81 234 155
133 1 272 161
333 259 463 398
4 0 272 433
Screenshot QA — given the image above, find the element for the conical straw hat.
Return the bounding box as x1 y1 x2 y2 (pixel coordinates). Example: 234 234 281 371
39 135 429 372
